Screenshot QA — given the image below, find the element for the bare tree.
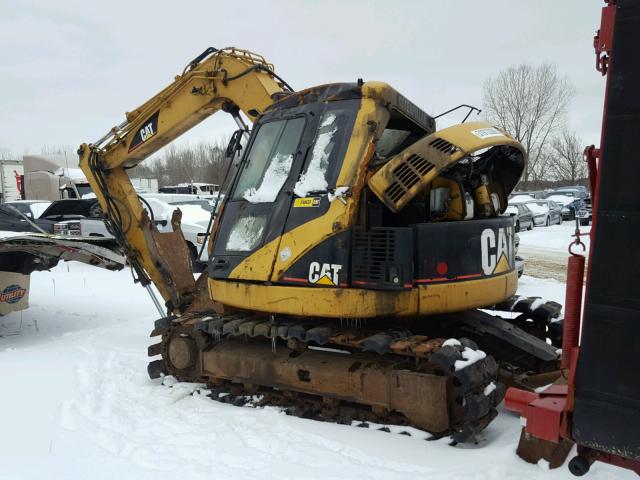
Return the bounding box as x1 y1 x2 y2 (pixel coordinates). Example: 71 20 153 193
528 145 554 189
0 148 16 160
549 129 587 184
483 64 575 188
129 139 231 187
40 145 76 156
37 145 79 170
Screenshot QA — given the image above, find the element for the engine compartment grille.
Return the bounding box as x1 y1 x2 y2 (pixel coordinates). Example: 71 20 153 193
352 227 412 290
384 154 435 204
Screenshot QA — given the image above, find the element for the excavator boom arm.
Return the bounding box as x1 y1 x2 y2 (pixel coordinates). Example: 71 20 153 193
79 47 286 312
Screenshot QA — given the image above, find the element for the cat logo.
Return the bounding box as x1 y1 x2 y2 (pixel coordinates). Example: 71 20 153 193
480 227 514 275
308 262 342 286
128 110 160 152
139 122 155 142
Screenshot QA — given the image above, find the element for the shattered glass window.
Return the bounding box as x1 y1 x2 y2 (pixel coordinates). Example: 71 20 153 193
293 112 339 197
375 129 412 158
233 117 305 204
372 108 429 165
224 214 267 252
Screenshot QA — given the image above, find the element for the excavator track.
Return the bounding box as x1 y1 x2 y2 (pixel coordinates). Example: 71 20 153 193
147 296 562 443
149 315 502 443
492 295 564 346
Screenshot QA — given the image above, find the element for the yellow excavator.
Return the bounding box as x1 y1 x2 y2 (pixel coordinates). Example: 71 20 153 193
79 47 562 442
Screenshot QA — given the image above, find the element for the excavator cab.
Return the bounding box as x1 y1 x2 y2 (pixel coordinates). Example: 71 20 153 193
210 90 360 282
207 81 527 318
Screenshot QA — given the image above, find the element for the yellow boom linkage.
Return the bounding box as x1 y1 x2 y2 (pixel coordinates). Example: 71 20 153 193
78 48 286 312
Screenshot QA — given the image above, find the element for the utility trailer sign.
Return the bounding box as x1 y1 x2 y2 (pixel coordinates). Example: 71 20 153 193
0 284 26 304
0 272 30 316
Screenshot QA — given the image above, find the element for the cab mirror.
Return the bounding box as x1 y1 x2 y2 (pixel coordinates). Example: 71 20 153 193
225 129 244 158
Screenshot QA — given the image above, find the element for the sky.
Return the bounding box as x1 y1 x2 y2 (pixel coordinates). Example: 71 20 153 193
0 0 606 160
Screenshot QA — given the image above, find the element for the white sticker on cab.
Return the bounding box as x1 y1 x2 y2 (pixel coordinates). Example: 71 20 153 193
471 127 504 139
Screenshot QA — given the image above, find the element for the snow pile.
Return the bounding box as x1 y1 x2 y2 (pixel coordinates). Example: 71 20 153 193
511 296 528 309
142 197 172 225
505 205 518 215
534 383 554 394
140 199 210 230
442 339 488 372
176 204 211 228
525 202 549 215
484 382 497 396
517 222 591 253
454 347 487 371
0 230 29 239
21 201 52 218
537 459 551 471
244 153 293 203
545 195 575 206
529 297 547 311
328 186 350 203
350 420 432 440
225 216 264 251
510 194 535 203
294 114 337 197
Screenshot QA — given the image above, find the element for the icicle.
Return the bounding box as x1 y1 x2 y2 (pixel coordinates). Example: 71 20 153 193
270 314 276 353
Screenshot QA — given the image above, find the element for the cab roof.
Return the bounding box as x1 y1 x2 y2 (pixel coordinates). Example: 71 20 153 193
267 81 436 135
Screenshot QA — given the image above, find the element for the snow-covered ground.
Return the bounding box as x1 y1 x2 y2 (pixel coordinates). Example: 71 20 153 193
518 222 591 253
517 222 591 282
0 227 628 480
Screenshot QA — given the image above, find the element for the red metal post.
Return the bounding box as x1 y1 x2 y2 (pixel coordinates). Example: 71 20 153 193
594 1 616 75
562 254 585 369
583 145 599 196
504 388 538 415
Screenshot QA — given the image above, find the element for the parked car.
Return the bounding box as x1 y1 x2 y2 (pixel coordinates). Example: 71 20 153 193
514 233 524 278
525 200 563 226
505 203 534 232
141 196 213 271
143 192 223 213
2 200 52 219
167 199 215 213
553 185 589 197
510 190 547 200
563 198 584 220
38 199 115 246
545 194 584 220
549 187 588 199
0 203 55 233
158 182 219 196
509 194 536 204
577 197 593 226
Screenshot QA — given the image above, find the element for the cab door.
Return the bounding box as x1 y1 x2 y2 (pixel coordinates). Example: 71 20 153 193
210 113 309 281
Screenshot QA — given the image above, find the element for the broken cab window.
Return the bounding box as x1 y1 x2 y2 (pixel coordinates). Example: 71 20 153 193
233 117 305 204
